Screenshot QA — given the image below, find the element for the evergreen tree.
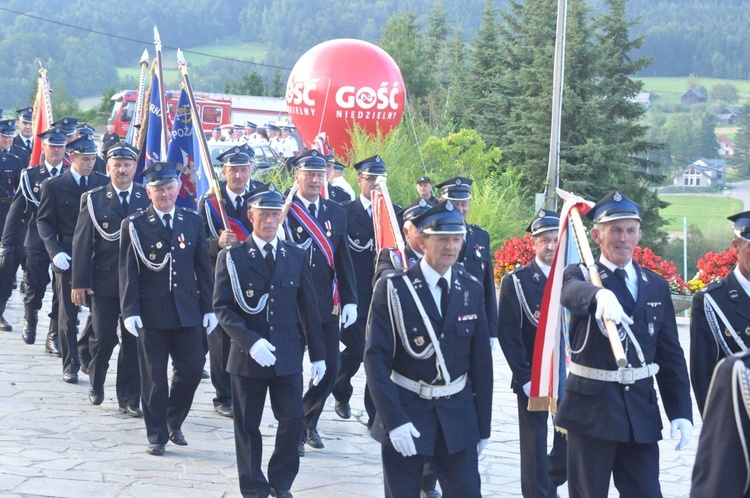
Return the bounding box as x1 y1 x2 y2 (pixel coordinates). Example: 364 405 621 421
379 11 435 101
733 104 750 173
695 112 718 159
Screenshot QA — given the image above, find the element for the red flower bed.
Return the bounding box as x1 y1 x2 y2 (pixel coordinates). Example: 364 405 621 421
632 246 686 294
493 234 535 283
686 247 737 292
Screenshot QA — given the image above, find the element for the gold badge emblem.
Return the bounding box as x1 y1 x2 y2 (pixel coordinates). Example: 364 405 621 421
296 226 303 234
156 242 162 249
33 187 39 192
180 243 186 249
745 326 750 337
148 253 156 261
245 290 254 298
413 336 425 347
102 222 109 229
326 231 332 237
533 310 540 319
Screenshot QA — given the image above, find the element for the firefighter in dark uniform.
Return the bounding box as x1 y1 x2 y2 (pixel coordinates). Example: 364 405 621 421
13 107 34 153
0 119 24 330
77 123 107 174
691 350 750 497
555 191 693 497
119 161 217 456
198 146 263 418
282 149 357 454
71 141 148 414
497 209 567 498
1 118 29 169
8 127 66 350
364 200 493 498
214 183 326 498
690 210 750 415
414 176 439 206
435 177 498 346
323 154 352 204
37 135 108 383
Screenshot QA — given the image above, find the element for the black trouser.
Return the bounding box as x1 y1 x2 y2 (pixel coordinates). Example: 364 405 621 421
207 323 232 407
24 248 52 310
333 315 366 405
233 373 303 498
54 271 80 374
302 318 341 432
138 325 205 445
88 295 140 408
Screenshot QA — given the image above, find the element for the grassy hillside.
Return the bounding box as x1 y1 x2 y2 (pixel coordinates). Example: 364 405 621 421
660 194 741 241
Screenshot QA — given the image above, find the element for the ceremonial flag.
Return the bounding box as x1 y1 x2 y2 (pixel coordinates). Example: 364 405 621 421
30 67 54 166
134 68 166 184
166 89 208 209
372 177 408 267
528 191 592 413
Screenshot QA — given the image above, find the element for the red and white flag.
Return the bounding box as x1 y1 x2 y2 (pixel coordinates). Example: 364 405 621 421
30 68 54 167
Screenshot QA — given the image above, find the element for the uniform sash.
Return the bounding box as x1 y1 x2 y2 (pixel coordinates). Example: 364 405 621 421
206 195 249 241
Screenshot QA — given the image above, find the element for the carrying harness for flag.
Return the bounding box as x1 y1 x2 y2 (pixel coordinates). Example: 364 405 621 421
127 221 173 291
704 292 749 356
205 195 249 241
225 249 268 315
19 170 41 207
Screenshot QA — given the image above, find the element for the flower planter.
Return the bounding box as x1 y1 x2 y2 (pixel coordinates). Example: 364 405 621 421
671 294 693 314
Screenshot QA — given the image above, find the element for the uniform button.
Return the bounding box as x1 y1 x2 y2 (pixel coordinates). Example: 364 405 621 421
440 334 444 339
312 264 316 267
172 246 175 250
270 285 274 290
624 386 630 392
173 271 177 275
270 299 274 303
173 283 177 287
269 311 274 316
269 327 274 332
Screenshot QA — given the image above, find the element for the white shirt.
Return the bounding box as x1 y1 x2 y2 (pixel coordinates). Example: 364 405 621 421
733 267 750 298
535 257 551 278
359 194 372 217
331 176 356 200
112 184 133 204
420 258 452 316
295 193 320 214
45 161 62 176
599 256 638 301
153 207 176 229
226 188 246 209
252 234 277 258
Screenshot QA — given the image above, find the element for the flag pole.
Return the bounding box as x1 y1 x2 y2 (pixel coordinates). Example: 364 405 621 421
175 49 230 230
30 63 54 166
130 49 150 146
153 27 169 160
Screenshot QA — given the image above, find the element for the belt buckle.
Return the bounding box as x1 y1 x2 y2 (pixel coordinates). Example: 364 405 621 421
418 383 434 399
618 367 635 385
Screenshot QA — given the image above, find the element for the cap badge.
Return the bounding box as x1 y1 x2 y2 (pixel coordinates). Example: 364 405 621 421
418 198 427 207
445 201 454 211
154 164 162 171
538 209 545 218
613 191 622 202
455 179 462 185
269 184 276 192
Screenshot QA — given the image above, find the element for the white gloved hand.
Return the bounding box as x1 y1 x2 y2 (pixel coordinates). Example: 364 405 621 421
595 289 634 325
670 418 693 451
341 303 358 329
123 316 143 337
203 313 218 334
310 360 326 386
477 438 489 456
53 252 72 271
522 381 531 397
249 338 276 367
490 337 499 352
389 422 421 457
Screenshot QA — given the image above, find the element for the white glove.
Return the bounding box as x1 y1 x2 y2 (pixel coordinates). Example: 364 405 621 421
249 338 276 367
490 337 499 352
341 303 358 329
477 438 489 456
123 316 143 338
53 252 72 271
389 422 420 457
670 418 693 451
522 381 531 397
595 289 634 325
310 360 326 386
203 313 218 334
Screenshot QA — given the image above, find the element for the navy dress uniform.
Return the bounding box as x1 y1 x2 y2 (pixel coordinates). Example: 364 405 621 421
283 150 357 451
71 142 148 413
119 162 215 455
1 118 29 169
0 121 24 330
13 107 33 153
214 184 325 498
554 191 692 498
435 177 498 341
413 176 439 206
690 210 750 415
497 210 567 498
365 201 493 498
36 135 108 382
198 146 263 417
691 351 750 497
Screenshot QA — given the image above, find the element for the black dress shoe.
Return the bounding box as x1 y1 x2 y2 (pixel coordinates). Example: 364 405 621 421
169 429 188 446
120 406 143 417
88 389 104 406
201 369 210 379
214 404 233 418
270 490 294 498
80 363 90 375
298 441 305 457
334 400 351 419
420 490 441 498
63 372 78 384
146 443 165 456
306 428 324 449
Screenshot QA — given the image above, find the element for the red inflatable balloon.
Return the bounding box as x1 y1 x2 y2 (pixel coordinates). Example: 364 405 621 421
286 39 406 159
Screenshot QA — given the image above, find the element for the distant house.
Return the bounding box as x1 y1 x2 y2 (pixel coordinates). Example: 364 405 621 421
673 158 726 188
681 88 707 105
717 135 739 158
628 91 651 109
717 107 741 125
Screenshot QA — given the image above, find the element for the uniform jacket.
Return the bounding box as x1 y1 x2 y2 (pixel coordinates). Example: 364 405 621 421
0 151 22 202
71 183 149 297
119 205 213 330
343 198 377 310
326 184 352 204
213 238 325 379
13 135 32 153
364 262 493 456
284 196 357 322
555 260 692 443
13 164 64 250
372 245 421 286
9 144 29 169
689 268 750 414
460 222 498 338
36 169 108 270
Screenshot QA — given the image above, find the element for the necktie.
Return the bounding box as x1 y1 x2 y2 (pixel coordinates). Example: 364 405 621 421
264 243 275 273
308 203 317 219
235 196 243 213
50 167 57 177
163 213 172 234
119 191 129 211
25 140 30 149
79 176 87 189
614 268 628 282
438 277 450 318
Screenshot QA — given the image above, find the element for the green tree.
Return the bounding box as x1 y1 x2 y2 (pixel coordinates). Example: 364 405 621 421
695 112 718 159
710 83 740 104
224 71 266 95
99 84 117 113
733 104 750 172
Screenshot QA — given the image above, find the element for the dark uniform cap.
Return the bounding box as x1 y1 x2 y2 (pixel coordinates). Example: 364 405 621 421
526 209 560 236
586 190 642 223
436 176 473 200
417 176 432 184
293 149 327 171
353 155 387 177
143 162 181 186
282 126 293 133
66 135 98 155
212 126 221 133
399 198 432 223
324 153 335 163
412 200 467 235
77 123 95 138
243 182 283 209
333 161 346 171
217 146 253 166
0 119 16 137
51 117 78 135
106 140 139 160
728 210 750 242
16 107 33 123
245 121 257 129
38 127 67 146
267 124 280 132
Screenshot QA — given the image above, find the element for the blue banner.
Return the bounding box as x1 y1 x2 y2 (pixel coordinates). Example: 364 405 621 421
166 89 208 209
134 70 165 185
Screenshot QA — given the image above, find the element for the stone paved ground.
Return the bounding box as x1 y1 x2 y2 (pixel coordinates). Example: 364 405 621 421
0 281 700 497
